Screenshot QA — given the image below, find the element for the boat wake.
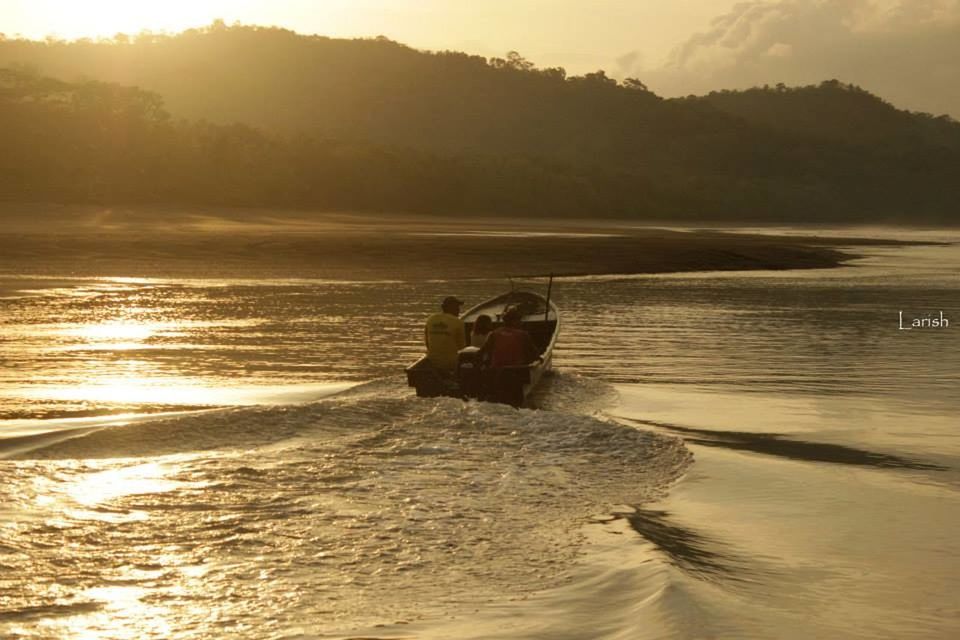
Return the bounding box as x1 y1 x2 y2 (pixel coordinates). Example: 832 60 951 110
0 373 692 638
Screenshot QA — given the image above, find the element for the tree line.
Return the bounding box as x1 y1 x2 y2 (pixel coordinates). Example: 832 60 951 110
1 23 958 221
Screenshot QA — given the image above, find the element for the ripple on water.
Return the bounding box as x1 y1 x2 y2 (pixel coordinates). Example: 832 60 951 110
0 375 691 637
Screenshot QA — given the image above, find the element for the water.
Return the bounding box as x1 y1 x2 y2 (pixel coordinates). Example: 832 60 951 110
1 227 958 638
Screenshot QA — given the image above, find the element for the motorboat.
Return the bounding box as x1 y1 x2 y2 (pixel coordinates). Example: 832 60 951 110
405 288 560 407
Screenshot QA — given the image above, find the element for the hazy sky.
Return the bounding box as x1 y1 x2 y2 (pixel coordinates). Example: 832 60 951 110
3 0 959 117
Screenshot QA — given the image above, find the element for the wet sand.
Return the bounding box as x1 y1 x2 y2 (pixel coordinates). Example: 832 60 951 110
0 205 930 280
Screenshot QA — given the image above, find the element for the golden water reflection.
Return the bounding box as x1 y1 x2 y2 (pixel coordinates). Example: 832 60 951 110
66 321 161 342
67 461 185 507
30 584 174 640
14 460 205 639
6 318 204 413
34 376 224 406
34 317 220 406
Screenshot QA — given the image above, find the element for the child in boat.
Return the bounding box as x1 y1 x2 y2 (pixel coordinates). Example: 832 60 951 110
470 314 494 348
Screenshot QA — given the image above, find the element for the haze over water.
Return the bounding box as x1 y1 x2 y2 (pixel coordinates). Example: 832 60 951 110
1 224 958 639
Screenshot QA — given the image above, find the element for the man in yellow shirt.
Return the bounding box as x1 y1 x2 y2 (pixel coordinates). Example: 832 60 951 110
425 296 466 373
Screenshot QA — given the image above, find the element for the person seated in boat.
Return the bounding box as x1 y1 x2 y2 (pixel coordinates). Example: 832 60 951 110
479 306 539 368
424 295 466 374
470 314 494 348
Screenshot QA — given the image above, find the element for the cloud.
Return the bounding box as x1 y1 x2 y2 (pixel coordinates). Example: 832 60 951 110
634 0 960 117
616 50 643 76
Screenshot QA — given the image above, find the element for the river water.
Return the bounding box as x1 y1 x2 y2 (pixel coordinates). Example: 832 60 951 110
1 227 958 639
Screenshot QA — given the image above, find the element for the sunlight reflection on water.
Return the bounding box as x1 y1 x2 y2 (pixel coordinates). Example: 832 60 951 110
1 246 958 419
0 238 958 639
66 461 186 507
23 376 230 406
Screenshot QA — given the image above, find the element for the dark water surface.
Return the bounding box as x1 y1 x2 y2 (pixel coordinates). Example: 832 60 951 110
1 227 958 638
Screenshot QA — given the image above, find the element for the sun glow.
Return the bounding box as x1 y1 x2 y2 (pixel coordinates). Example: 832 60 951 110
14 0 255 40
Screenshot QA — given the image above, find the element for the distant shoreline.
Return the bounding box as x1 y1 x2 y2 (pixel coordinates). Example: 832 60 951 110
0 206 947 281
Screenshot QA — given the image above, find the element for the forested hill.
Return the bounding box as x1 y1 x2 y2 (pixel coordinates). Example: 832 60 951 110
0 23 718 161
693 82 960 149
1 23 958 222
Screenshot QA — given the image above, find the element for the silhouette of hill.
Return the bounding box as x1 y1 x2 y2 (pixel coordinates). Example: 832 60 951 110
0 23 957 222
694 81 960 150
